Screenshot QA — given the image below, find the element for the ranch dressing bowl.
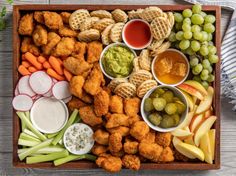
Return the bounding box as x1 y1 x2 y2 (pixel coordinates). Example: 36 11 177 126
30 97 69 134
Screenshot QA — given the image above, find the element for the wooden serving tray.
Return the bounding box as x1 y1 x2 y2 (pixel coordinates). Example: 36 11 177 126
12 4 221 170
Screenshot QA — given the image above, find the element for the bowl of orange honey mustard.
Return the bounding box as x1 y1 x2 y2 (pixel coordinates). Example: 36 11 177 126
151 49 190 86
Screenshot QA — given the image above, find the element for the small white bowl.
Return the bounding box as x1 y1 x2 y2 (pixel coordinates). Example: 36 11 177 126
99 42 137 79
141 85 189 132
151 49 190 87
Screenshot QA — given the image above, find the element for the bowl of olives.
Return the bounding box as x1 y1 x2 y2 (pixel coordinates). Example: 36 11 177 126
141 85 188 132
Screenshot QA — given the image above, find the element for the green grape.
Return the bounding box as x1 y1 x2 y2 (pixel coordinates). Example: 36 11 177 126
208 45 217 55
200 69 209 80
204 15 216 23
194 64 203 74
182 23 191 31
186 47 195 55
209 54 219 64
208 41 214 46
200 31 208 42
200 45 209 56
192 3 202 14
191 24 201 33
207 33 213 41
207 65 213 73
191 40 201 51
175 22 183 30
193 32 203 40
183 17 191 24
153 98 166 111
200 11 207 18
192 69 200 75
174 13 184 23
175 42 180 49
183 9 193 18
193 75 202 82
165 103 177 115
204 23 215 33
202 59 211 69
144 98 154 112
168 31 177 42
190 57 199 67
179 40 190 50
183 31 192 39
176 31 184 40
201 81 209 89
207 74 215 82
191 14 204 25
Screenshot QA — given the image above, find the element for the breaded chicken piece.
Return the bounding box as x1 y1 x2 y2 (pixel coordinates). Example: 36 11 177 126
158 147 174 162
139 142 163 162
122 155 140 170
92 144 108 156
174 149 189 162
130 121 149 141
72 42 87 59
58 25 77 37
87 41 103 63
94 90 110 116
141 130 156 143
105 113 129 128
107 126 130 137
68 97 87 111
43 11 63 29
18 13 34 35
34 11 44 24
103 86 112 96
124 141 139 154
93 129 109 145
42 32 61 55
32 25 47 46
155 132 172 147
21 37 40 56
79 106 102 127
70 75 85 98
124 97 141 116
60 12 71 24
79 90 93 104
63 56 92 75
109 95 123 114
128 114 141 126
110 149 125 158
108 133 122 153
52 37 75 57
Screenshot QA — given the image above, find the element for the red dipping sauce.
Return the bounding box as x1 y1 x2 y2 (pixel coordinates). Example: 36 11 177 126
123 19 152 49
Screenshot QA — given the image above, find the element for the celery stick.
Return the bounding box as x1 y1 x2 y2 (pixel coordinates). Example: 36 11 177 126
26 150 69 164
18 139 40 147
19 138 53 161
84 154 97 161
20 133 41 142
25 111 30 119
16 112 47 141
18 145 64 154
47 132 58 139
52 109 78 145
23 129 40 139
21 111 30 131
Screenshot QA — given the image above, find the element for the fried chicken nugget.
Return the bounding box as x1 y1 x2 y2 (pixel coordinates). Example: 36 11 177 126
32 25 47 46
60 12 71 24
158 147 174 162
105 114 129 128
59 25 77 37
139 142 163 162
21 37 40 56
87 41 103 63
128 114 141 126
43 11 63 29
96 154 122 173
34 11 44 24
94 90 110 116
79 106 103 126
42 32 61 55
141 130 156 144
155 132 172 147
111 149 125 158
130 121 149 141
124 97 141 116
93 129 109 145
109 95 123 114
124 141 139 154
109 133 122 153
92 144 108 156
70 75 85 98
122 155 140 171
72 42 87 59
68 97 87 111
107 126 129 137
18 13 34 35
52 37 75 57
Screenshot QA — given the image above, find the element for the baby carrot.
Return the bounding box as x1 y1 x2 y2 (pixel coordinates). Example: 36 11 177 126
63 68 73 81
43 61 52 69
22 61 31 68
48 56 63 76
25 52 43 70
57 58 63 65
37 56 47 64
47 68 65 81
28 66 38 73
18 65 31 76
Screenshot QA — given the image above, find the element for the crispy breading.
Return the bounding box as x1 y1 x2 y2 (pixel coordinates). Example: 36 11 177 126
79 106 102 127
42 32 61 55
122 155 140 170
174 149 189 162
32 25 47 46
60 12 71 24
107 126 130 137
103 86 112 96
58 25 77 37
108 133 122 153
72 42 87 59
105 113 129 129
158 147 174 162
92 144 108 156
130 121 149 141
96 154 122 173
93 129 109 145
110 149 125 158
43 11 63 29
155 132 172 147
123 141 139 154
94 90 110 116
124 97 141 116
68 96 87 111
109 95 123 114
79 90 93 104
34 11 44 24
52 37 75 57
87 41 103 63
139 142 163 162
128 114 141 126
18 13 34 35
141 130 156 144
21 37 40 56
70 75 85 98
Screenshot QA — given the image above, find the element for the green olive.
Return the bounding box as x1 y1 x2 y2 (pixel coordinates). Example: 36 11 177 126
161 90 174 103
144 98 154 112
165 103 177 115
153 98 167 111
160 115 175 128
148 113 162 126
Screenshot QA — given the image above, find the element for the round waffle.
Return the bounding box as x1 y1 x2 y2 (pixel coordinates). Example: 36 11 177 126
101 24 114 45
129 70 152 87
137 80 158 98
92 18 115 32
110 22 125 42
77 29 100 42
150 41 171 57
139 49 152 71
111 9 128 23
79 17 100 31
69 9 90 30
133 57 141 72
90 10 112 19
147 39 164 51
128 9 143 19
108 78 128 92
167 12 175 28
150 17 171 40
114 82 136 99
140 6 163 22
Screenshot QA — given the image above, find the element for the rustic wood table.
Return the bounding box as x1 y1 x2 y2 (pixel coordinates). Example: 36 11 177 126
0 0 235 175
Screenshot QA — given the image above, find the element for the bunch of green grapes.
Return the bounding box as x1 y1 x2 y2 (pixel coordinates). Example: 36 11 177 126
168 4 218 88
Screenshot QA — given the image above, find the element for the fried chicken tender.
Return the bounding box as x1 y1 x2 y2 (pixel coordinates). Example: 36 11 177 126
93 129 109 145
18 13 34 35
52 37 75 57
32 25 47 46
79 91 93 104
122 155 140 170
21 37 40 56
141 130 156 143
58 25 77 37
107 126 130 137
124 141 139 154
130 121 149 141
70 75 85 98
111 149 125 157
106 114 129 129
42 32 61 55
72 42 87 59
139 142 163 162
92 144 108 156
128 114 141 126
155 132 172 147
109 95 123 114
124 97 141 116
94 90 110 116
87 41 103 63
43 11 63 29
109 133 122 153
158 147 174 162
60 12 71 24
68 97 87 111
34 11 44 24
79 106 103 127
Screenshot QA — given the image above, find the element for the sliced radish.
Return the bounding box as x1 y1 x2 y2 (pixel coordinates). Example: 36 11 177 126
32 94 42 101
14 85 19 96
52 81 71 100
52 78 58 84
63 96 72 103
12 94 33 111
18 75 36 97
29 71 53 95
43 89 53 97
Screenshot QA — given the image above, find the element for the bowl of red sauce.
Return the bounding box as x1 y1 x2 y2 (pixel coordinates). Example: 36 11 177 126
122 19 153 50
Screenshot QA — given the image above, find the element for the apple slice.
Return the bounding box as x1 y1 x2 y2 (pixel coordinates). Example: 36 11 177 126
204 108 213 119
171 128 193 138
189 114 204 132
177 111 194 129
200 132 213 164
180 90 194 111
172 137 196 159
196 86 214 114
208 129 216 160
184 80 208 96
184 136 195 146
177 83 204 101
194 116 217 146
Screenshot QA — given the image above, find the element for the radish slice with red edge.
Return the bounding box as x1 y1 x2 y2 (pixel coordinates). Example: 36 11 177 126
52 78 58 84
18 75 36 97
43 89 53 97
63 96 72 103
14 85 19 96
32 94 42 101
52 81 71 100
12 94 33 111
29 71 53 95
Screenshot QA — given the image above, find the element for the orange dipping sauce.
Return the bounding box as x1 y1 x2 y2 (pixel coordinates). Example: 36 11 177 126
123 20 152 49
